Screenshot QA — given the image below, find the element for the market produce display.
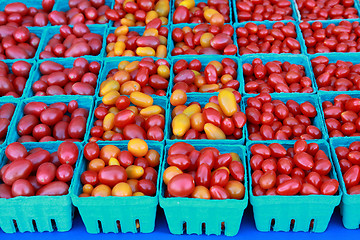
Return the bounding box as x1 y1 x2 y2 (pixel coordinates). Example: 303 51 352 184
0 103 16 143
173 0 231 24
301 20 360 54
311 56 360 91
243 57 314 94
39 24 104 59
48 0 111 25
236 0 295 22
172 57 240 93
90 93 166 141
245 93 322 140
0 141 79 198
0 0 359 235
0 1 54 27
334 141 360 193
99 58 170 96
250 140 339 196
106 25 168 57
112 0 170 27
170 90 246 140
79 140 159 197
16 100 90 142
0 26 41 59
32 58 100 96
171 24 237 56
163 142 246 199
0 60 33 97
321 94 360 137
237 22 302 55
296 0 358 20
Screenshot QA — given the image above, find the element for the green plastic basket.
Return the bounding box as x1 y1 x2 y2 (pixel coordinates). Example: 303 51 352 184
71 141 164 234
247 140 342 233
159 143 248 236
0 142 83 233
330 137 360 229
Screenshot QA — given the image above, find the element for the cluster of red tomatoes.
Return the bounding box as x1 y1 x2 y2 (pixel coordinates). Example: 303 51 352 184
0 142 78 198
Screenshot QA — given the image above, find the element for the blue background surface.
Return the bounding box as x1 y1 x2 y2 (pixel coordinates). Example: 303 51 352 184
1 206 358 239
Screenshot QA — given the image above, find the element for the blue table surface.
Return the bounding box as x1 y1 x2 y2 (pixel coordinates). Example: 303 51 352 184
1 206 358 239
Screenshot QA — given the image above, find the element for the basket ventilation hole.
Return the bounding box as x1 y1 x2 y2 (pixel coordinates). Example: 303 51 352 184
201 223 206 234
270 219 275 231
97 220 103 233
51 219 57 231
32 219 38 232
182 222 187 234
116 220 121 233
309 219 315 231
221 222 225 235
290 219 295 231
12 219 19 232
135 219 140 233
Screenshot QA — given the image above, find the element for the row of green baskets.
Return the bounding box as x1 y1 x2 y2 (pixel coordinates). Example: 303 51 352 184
1 138 360 235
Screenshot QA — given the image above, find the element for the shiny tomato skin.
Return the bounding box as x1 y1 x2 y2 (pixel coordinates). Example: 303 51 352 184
195 163 211 188
210 169 230 187
305 171 322 189
5 142 28 161
197 149 215 169
98 165 127 187
2 159 33 185
300 183 320 195
168 142 195 156
11 179 35 197
123 124 146 140
259 170 276 189
56 164 74 182
343 165 360 189
320 179 339 195
137 179 156 196
167 154 191 170
68 116 87 139
58 142 79 165
167 173 195 197
276 178 301 195
84 142 100 161
210 185 230 199
80 170 98 186
0 184 12 198
17 115 39 136
36 181 69 196
40 108 63 126
229 161 245 181
25 149 51 170
36 162 56 185
214 153 232 169
142 167 157 184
